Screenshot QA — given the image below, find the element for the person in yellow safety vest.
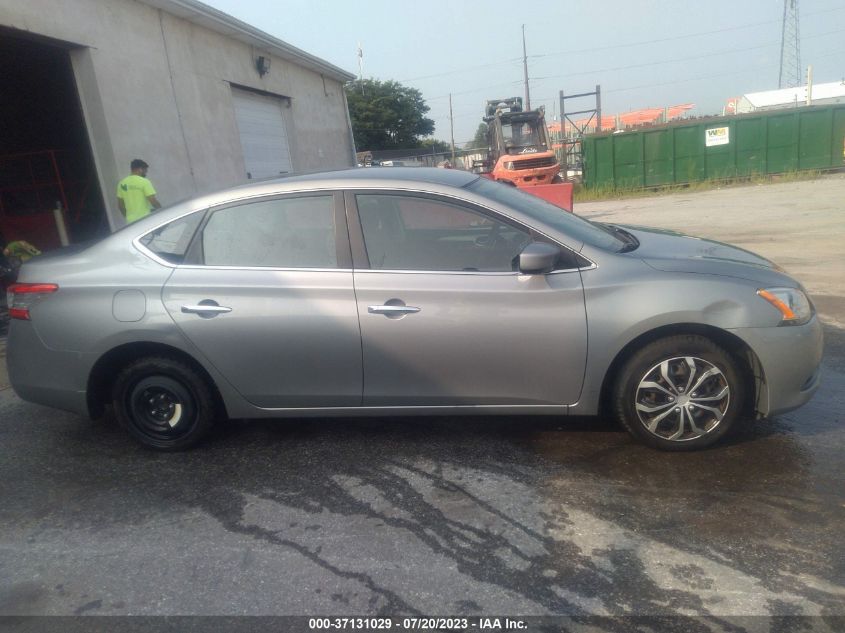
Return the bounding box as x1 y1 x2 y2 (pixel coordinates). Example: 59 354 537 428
117 159 161 223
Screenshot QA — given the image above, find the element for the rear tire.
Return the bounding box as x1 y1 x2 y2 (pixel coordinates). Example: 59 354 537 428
113 356 216 451
613 335 745 451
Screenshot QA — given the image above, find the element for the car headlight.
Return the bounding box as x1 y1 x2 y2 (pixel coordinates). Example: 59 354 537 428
503 161 514 170
757 287 813 326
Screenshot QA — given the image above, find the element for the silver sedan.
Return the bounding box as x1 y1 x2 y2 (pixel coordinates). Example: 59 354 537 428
6 168 823 451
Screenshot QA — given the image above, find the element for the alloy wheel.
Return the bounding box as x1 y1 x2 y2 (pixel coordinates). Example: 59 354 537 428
634 356 731 442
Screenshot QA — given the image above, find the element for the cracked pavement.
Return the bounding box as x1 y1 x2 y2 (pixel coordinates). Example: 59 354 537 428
1 356 843 620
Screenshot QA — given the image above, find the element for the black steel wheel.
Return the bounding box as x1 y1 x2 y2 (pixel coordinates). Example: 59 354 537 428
113 356 216 450
613 335 745 451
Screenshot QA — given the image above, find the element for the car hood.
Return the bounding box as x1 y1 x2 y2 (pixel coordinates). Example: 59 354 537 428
614 224 795 285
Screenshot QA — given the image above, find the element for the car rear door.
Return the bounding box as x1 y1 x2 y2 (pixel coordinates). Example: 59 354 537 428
161 191 362 408
346 191 588 407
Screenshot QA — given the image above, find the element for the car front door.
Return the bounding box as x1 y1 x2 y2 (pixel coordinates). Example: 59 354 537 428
161 192 362 408
346 191 588 407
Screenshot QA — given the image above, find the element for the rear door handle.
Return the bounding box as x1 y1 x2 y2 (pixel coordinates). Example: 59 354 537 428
181 305 232 314
368 305 421 315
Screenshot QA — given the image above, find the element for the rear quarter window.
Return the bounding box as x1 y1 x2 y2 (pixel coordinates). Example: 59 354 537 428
138 212 204 264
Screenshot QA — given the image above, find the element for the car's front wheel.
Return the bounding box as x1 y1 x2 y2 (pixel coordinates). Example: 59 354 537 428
613 335 745 450
113 356 216 451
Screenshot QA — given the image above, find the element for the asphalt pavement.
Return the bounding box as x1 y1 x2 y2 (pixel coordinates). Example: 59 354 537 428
1 325 843 624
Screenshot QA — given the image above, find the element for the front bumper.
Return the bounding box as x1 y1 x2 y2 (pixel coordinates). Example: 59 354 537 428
729 315 824 417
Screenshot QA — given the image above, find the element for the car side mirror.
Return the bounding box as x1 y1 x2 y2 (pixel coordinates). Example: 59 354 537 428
518 242 560 275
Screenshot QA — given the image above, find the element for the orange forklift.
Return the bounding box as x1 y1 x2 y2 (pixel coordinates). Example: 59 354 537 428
476 97 573 211
481 97 561 186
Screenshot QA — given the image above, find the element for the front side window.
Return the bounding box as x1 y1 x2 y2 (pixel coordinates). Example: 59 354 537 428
202 195 336 268
356 194 531 272
466 177 625 252
139 212 203 264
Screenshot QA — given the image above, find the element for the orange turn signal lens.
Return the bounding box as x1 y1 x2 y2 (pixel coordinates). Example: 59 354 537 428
757 289 796 320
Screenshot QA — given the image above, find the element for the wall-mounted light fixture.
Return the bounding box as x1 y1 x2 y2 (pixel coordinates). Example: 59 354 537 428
256 55 270 77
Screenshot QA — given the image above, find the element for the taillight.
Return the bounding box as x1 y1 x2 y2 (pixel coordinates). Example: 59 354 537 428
7 283 59 320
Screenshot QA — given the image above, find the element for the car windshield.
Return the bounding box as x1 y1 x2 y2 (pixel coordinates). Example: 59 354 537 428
465 178 627 252
501 120 545 152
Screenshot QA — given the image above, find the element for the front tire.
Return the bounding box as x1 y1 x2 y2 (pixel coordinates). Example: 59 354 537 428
113 356 216 451
613 335 745 451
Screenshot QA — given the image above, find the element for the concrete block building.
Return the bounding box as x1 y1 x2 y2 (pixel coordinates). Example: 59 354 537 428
0 0 356 246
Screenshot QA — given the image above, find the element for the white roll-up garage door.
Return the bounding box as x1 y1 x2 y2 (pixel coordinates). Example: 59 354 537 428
232 87 293 179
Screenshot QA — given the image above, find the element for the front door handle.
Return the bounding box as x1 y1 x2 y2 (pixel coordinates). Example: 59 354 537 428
368 305 421 315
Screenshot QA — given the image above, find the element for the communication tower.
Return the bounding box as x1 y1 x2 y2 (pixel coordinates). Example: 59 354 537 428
779 0 801 88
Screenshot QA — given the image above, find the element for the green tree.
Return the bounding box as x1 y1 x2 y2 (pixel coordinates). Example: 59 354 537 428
420 138 451 153
346 79 435 150
467 123 489 151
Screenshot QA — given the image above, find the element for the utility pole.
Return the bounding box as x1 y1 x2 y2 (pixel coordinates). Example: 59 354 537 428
596 84 602 133
357 42 364 95
807 65 813 105
449 93 456 164
522 25 531 110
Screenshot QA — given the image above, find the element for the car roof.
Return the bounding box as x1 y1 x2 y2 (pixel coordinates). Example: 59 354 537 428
226 167 479 194
120 168 484 237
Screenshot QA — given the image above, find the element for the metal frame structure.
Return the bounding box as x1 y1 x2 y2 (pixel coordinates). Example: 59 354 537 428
0 150 81 249
558 86 601 179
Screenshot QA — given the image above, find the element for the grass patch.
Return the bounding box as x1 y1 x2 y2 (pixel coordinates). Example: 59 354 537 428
573 169 828 203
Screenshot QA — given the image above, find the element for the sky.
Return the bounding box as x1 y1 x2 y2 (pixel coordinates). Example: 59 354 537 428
203 0 845 147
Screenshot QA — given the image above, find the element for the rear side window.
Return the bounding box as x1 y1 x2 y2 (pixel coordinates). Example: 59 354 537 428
202 195 337 268
139 212 203 264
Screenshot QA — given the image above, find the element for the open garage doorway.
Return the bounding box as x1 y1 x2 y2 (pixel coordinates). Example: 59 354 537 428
0 28 108 252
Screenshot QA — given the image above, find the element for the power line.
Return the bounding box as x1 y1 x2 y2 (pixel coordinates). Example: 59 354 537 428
436 46 845 129
423 25 844 112
528 46 845 103
532 42 779 83
401 58 521 83
530 4 843 60
415 8 845 138
435 50 845 128
426 80 523 101
397 5 845 86
530 27 845 83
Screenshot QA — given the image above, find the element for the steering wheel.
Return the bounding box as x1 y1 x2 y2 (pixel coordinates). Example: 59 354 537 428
474 222 503 247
